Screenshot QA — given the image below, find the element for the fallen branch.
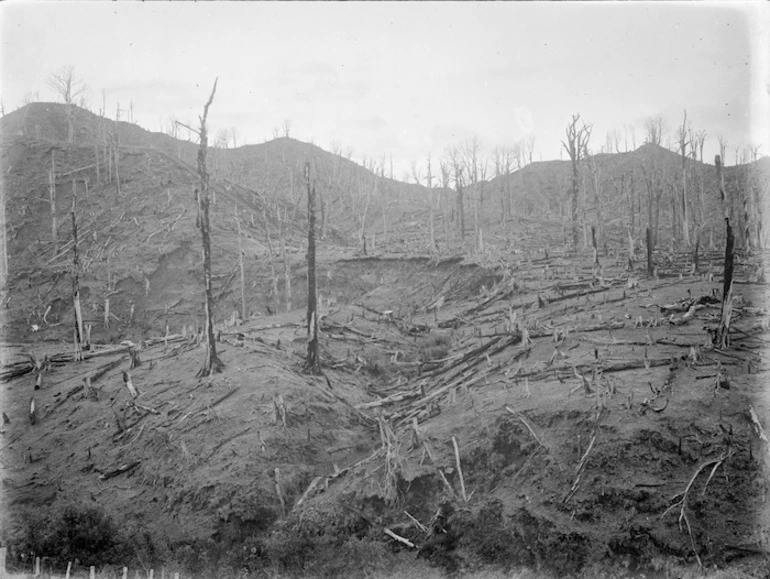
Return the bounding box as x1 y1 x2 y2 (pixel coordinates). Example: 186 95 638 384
505 406 544 448
452 436 469 502
384 528 416 548
660 449 734 569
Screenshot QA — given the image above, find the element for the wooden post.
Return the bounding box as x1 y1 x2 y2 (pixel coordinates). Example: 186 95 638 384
65 560 72 579
34 556 40 577
122 566 128 579
90 565 96 579
646 226 653 277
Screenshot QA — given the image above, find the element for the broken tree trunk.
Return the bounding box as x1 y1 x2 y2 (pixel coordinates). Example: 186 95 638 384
646 226 653 277
196 79 224 377
716 217 735 348
305 162 320 373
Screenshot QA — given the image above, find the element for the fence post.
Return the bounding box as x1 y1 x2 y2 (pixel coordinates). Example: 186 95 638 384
65 561 72 579
122 566 128 579
35 556 41 577
174 573 180 579
90 565 96 579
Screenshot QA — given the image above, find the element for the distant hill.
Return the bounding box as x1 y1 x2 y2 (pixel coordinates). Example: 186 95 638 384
1 102 430 242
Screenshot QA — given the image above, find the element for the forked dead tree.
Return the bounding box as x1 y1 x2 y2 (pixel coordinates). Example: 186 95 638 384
195 79 224 377
305 162 320 373
562 114 592 250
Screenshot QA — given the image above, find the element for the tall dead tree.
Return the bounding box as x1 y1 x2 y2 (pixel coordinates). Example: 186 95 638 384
439 160 452 248
305 162 320 373
446 147 466 241
48 151 57 253
425 155 435 251
235 210 247 321
195 79 224 377
114 103 121 195
71 181 84 345
677 110 692 248
562 114 592 250
278 207 291 312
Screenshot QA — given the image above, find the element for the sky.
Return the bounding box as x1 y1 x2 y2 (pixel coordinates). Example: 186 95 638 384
1 1 768 179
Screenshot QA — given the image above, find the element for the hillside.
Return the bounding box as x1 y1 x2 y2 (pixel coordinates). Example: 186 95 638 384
1 103 769 578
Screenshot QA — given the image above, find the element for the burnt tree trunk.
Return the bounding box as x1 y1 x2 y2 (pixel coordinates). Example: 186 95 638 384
196 79 224 377
716 217 735 348
305 162 320 373
646 226 653 277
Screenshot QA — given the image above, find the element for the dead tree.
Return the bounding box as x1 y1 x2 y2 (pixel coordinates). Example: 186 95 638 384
426 154 435 251
643 115 666 147
70 182 84 344
261 209 280 313
446 147 466 241
46 66 86 143
677 110 692 248
114 103 121 195
715 155 734 347
48 151 57 253
195 79 224 377
278 207 291 312
439 160 452 248
562 114 592 250
305 162 320 373
235 210 247 321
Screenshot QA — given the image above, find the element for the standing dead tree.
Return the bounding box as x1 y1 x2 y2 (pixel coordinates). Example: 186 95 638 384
676 110 692 248
643 115 667 147
48 151 58 253
715 155 735 348
446 146 466 241
562 114 592 251
439 160 452 249
305 162 320 373
426 154 435 252
235 209 247 322
70 181 84 346
195 79 224 377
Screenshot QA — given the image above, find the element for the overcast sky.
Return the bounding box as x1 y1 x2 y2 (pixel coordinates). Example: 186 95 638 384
1 1 768 178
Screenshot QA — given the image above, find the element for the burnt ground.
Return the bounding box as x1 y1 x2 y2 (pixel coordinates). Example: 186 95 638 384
1 245 769 578
0 118 768 578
